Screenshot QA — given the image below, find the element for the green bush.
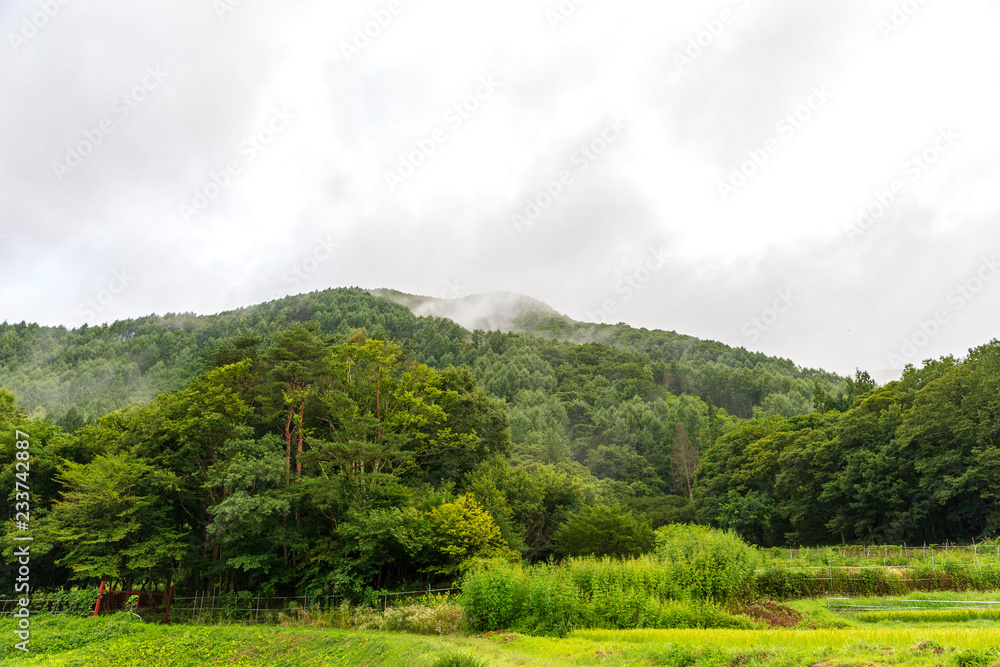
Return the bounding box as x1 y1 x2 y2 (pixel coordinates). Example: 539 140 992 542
460 560 529 632
954 648 999 667
653 524 760 603
35 588 102 616
461 554 756 635
553 504 654 558
518 564 583 636
432 653 490 667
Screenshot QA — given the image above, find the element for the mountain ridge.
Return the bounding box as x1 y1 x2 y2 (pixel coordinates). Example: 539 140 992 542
0 286 848 422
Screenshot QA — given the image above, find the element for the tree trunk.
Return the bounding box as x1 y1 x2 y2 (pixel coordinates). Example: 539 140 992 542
284 404 294 482
296 381 306 481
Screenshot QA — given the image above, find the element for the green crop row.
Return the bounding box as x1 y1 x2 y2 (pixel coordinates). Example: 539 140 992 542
755 561 1000 599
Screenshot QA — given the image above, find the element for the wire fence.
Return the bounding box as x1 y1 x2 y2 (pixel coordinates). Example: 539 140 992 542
767 542 1000 561
1 586 463 624
827 597 1000 612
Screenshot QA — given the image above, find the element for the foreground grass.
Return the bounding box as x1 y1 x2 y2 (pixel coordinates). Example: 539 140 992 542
2 615 1000 666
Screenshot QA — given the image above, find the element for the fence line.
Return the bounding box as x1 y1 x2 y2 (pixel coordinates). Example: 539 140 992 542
759 558 1000 579
0 587 463 621
827 598 1000 612
769 543 1000 558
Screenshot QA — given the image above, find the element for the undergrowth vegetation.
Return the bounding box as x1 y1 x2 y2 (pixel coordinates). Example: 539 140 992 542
756 561 1000 599
277 595 465 636
461 525 763 635
3 614 1000 666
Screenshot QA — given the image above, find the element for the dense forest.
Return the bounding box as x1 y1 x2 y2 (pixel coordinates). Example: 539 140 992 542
0 288 846 423
695 346 1000 547
1 288 997 602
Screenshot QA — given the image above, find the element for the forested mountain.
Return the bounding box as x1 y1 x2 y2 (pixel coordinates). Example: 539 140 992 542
1 286 998 600
695 346 1000 547
0 287 847 423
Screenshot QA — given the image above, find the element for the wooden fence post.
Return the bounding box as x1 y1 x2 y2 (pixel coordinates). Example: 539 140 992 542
163 586 173 624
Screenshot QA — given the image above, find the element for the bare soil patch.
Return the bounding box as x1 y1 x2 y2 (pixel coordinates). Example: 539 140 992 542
737 600 803 628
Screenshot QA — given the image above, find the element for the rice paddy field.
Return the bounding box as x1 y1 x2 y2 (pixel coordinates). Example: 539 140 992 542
4 542 999 665
2 593 999 667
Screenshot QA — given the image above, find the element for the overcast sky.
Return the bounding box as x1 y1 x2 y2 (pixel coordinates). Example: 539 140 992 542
2 0 999 378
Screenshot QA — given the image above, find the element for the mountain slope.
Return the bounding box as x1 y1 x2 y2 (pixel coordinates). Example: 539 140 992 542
368 289 561 333
0 287 846 421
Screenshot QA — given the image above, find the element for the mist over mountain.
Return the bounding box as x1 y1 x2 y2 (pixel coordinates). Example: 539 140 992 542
4 284 998 602
0 287 851 423
368 289 563 333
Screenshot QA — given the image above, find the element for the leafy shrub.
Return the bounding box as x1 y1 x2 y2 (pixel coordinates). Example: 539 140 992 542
223 590 254 620
425 495 519 576
553 504 654 558
462 555 756 635
461 560 530 632
432 653 490 667
653 524 760 603
35 588 102 616
517 564 583 636
954 648 999 667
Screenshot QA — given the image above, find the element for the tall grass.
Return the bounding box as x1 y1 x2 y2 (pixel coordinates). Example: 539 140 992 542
654 524 760 603
277 596 465 635
462 525 763 636
460 559 758 636
755 560 1000 599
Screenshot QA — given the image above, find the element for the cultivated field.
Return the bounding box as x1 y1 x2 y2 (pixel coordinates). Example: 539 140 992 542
2 594 1000 667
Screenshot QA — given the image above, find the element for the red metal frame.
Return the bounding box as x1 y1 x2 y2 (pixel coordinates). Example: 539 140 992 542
92 581 172 623
93 580 106 617
163 587 173 623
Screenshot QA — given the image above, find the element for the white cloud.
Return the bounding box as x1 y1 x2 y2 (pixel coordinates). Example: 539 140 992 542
1 0 998 376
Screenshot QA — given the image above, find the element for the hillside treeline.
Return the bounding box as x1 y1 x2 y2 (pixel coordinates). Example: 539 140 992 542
0 320 733 598
0 288 846 423
3 289 997 600
697 342 1000 547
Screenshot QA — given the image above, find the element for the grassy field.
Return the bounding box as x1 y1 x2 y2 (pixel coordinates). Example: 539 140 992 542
2 601 999 667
